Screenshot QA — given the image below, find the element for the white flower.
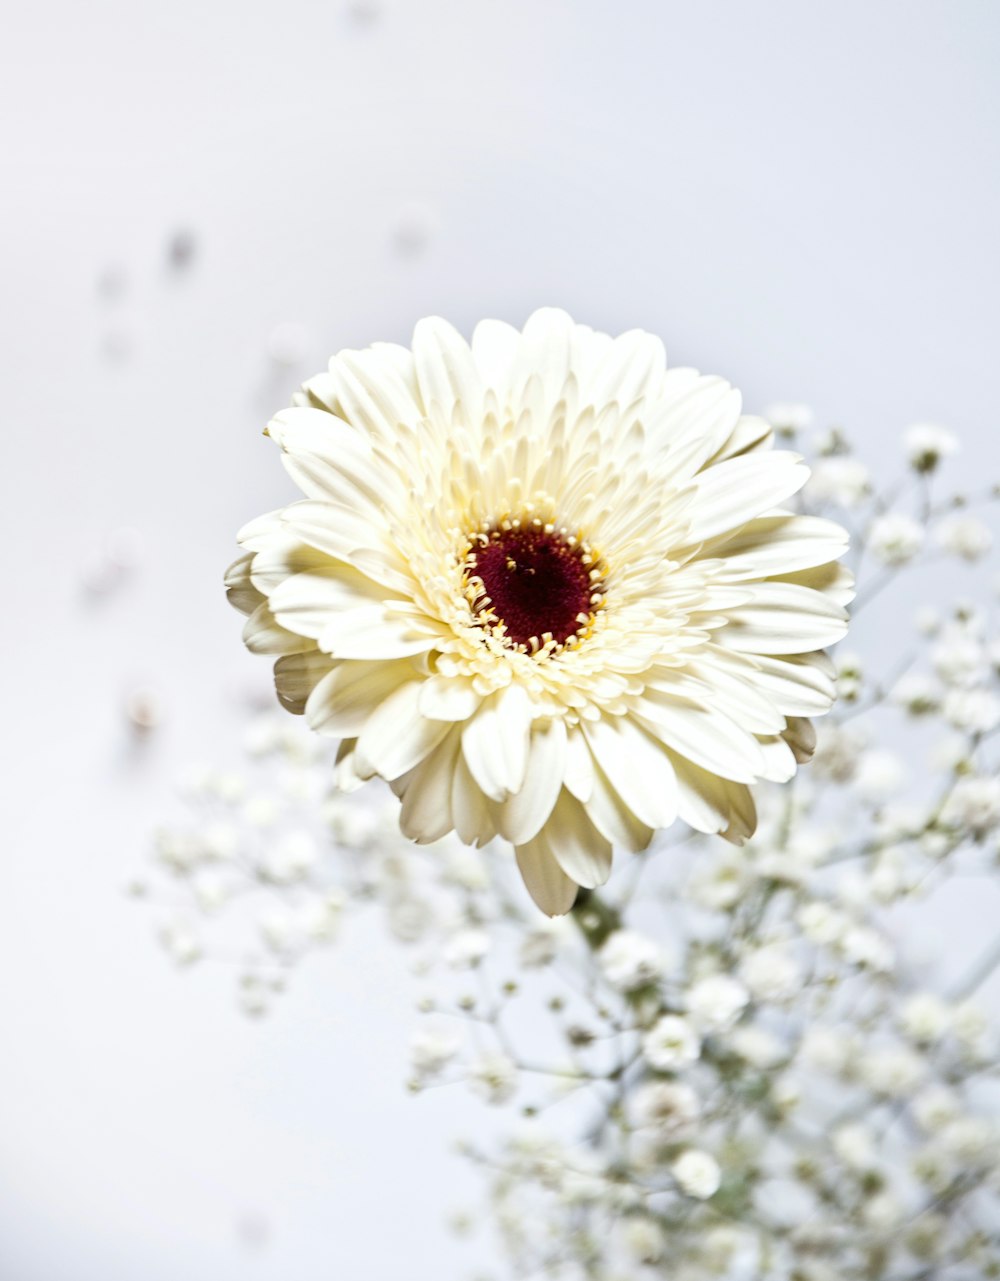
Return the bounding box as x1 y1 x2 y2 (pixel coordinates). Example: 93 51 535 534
730 1025 787 1068
861 1046 925 1097
686 849 752 911
227 309 850 914
800 1025 853 1074
443 927 492 968
620 1216 666 1264
903 422 958 472
671 1149 721 1199
912 1085 961 1133
935 515 993 561
797 901 849 947
260 829 318 883
839 924 895 972
159 920 202 966
599 929 663 992
943 687 1000 734
685 974 749 1032
868 513 924 566
642 1015 700 1070
940 776 1000 837
739 944 802 1003
807 456 871 507
832 1123 878 1171
891 672 940 716
762 402 814 435
519 919 568 968
931 624 986 687
631 1080 700 1135
854 748 906 800
469 1052 518 1104
409 1022 462 1077
900 993 951 1044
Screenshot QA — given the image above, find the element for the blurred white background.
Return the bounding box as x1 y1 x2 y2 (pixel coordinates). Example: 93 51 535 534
2 1 999 1277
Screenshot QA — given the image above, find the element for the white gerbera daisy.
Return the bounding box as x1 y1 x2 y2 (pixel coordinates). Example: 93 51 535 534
226 310 851 914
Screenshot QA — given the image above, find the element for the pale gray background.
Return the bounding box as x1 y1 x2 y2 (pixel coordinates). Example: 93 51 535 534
2 2 999 1278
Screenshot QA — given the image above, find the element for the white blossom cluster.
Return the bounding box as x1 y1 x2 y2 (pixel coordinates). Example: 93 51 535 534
136 416 1000 1279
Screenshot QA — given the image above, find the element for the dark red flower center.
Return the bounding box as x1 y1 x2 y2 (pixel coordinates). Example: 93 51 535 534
465 524 601 651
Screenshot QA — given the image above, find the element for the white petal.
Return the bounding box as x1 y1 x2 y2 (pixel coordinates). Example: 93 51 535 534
680 451 809 545
412 317 484 424
328 344 423 443
399 728 461 843
451 751 496 846
718 582 848 654
583 715 679 829
354 681 451 781
418 673 483 722
542 791 613 889
563 725 594 802
461 683 533 802
319 606 443 660
273 650 335 714
225 552 264 615
669 751 757 839
268 566 388 640
471 317 522 401
636 695 765 783
305 659 417 736
496 717 567 845
515 835 579 916
704 514 850 579
267 407 395 512
243 602 316 655
744 652 838 716
583 763 654 853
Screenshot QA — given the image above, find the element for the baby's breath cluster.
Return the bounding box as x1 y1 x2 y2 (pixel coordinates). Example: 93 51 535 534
137 415 1000 1278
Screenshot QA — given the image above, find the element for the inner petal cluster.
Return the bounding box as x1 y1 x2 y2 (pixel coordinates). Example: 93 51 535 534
463 521 603 653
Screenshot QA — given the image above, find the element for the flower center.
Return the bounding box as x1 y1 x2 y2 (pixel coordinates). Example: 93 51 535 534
464 521 604 653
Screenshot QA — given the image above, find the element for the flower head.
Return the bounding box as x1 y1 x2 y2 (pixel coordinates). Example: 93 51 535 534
227 310 850 913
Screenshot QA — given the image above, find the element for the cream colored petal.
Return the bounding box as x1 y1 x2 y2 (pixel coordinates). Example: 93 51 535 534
515 835 579 916
507 307 575 413
782 716 817 763
671 751 757 842
399 728 461 844
542 791 613 889
770 561 856 608
334 739 365 793
718 582 848 655
755 734 798 782
418 673 484 722
470 317 521 400
636 695 764 783
583 762 654 854
581 328 667 410
461 683 533 802
273 651 336 715
354 680 452 781
242 602 317 656
705 414 774 463
563 725 595 803
680 451 809 545
225 552 264 616
496 717 567 845
328 345 423 442
279 499 390 566
701 514 850 579
319 607 443 660
583 715 678 829
451 751 496 846
412 316 484 425
745 652 838 716
305 659 417 736
267 407 395 512
269 566 389 640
